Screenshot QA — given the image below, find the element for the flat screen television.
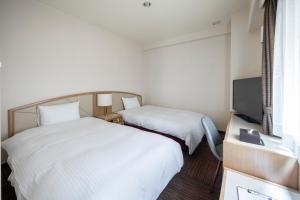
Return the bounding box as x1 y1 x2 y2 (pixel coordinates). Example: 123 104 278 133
233 77 263 124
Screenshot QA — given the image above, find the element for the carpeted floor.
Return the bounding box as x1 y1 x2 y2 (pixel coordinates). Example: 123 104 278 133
1 138 222 200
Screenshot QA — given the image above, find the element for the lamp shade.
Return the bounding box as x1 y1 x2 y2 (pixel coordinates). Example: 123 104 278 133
97 94 112 106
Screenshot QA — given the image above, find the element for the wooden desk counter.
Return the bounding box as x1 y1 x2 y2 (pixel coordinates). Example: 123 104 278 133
223 114 299 189
220 168 300 200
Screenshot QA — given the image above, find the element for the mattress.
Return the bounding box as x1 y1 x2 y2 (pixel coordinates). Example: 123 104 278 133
2 117 183 200
118 105 205 154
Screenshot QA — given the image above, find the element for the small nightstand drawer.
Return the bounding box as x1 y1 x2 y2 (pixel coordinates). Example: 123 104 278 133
95 113 124 125
112 117 124 124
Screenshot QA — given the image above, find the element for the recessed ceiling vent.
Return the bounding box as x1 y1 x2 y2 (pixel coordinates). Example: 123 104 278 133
212 20 221 26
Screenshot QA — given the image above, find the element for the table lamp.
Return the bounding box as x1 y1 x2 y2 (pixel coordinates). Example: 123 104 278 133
97 93 112 115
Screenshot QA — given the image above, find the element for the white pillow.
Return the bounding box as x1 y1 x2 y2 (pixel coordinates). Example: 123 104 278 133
38 101 80 126
122 97 141 110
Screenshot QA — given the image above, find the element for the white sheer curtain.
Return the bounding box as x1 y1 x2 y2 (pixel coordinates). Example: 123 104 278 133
273 0 300 156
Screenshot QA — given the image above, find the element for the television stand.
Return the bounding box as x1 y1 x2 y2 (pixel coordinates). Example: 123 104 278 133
234 113 259 124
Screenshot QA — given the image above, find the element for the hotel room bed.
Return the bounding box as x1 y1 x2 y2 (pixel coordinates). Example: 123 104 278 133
2 117 183 200
118 105 206 155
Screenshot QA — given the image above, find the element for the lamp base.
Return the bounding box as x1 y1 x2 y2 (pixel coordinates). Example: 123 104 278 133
104 106 112 115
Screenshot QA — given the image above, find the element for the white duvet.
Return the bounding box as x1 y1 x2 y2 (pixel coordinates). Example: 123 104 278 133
118 105 205 154
2 117 183 200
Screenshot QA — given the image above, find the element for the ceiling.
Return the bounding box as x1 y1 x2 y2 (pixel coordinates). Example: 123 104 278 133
38 0 250 44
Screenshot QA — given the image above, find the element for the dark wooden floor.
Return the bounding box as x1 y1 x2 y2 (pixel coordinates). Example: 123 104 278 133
1 138 222 200
158 138 222 200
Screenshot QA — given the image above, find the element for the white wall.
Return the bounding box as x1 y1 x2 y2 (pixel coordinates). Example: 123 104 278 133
230 9 262 110
142 8 262 131
143 34 231 130
0 1 262 147
0 0 143 140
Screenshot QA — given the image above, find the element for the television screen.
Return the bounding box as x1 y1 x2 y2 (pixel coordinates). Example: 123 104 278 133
233 77 263 123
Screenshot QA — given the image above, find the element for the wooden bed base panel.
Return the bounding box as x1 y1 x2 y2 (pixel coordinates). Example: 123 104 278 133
125 123 189 153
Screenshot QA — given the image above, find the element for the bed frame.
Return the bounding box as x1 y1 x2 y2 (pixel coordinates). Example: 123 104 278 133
8 91 189 153
8 91 142 137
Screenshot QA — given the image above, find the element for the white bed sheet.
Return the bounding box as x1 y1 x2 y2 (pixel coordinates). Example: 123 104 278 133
118 105 205 154
2 117 183 200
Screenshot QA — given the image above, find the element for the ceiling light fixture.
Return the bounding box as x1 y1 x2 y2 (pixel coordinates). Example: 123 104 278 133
143 1 151 8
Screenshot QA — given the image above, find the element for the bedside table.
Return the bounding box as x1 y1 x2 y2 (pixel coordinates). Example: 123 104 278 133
96 113 124 125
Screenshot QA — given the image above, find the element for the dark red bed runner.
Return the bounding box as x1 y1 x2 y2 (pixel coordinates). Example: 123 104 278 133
125 123 189 153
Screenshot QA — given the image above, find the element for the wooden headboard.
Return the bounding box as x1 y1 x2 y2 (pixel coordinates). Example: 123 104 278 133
8 91 142 137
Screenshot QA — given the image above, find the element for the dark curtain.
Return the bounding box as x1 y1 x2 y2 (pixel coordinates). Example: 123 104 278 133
262 0 277 135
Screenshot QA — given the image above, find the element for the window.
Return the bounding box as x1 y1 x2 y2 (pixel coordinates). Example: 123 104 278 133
273 0 300 156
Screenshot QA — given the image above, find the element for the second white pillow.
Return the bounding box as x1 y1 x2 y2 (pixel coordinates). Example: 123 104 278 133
122 97 141 110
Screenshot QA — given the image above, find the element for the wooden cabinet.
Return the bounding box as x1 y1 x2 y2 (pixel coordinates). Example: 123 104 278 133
223 114 299 190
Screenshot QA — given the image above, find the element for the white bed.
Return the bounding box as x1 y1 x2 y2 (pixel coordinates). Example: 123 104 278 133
2 117 183 200
118 105 206 155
